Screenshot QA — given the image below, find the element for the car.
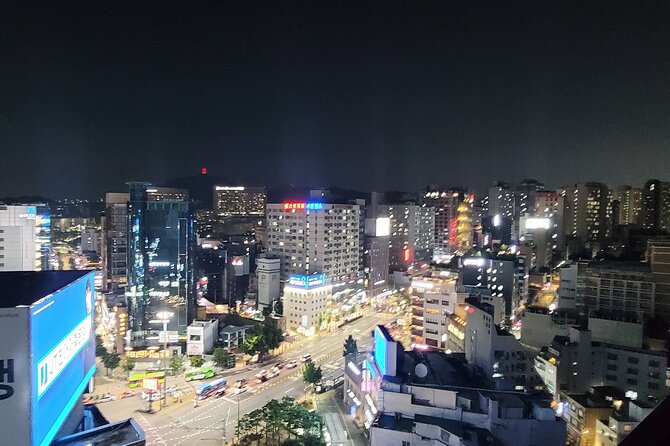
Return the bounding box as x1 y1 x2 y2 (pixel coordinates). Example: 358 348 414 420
300 354 312 363
275 362 284 370
285 360 298 369
232 385 247 395
267 370 279 379
98 393 116 403
256 375 268 384
213 388 226 398
270 366 280 373
118 390 135 399
255 369 268 379
234 378 247 388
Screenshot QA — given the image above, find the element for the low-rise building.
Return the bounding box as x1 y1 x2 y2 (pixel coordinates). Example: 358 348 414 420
409 275 469 349
535 327 668 403
282 274 332 336
595 400 653 446
561 392 615 446
186 319 219 356
218 324 254 351
464 299 530 389
344 326 566 446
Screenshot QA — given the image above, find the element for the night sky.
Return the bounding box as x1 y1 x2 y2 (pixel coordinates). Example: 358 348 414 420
1 2 670 198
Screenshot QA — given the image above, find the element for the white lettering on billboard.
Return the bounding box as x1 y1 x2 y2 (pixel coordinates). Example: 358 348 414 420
37 315 92 397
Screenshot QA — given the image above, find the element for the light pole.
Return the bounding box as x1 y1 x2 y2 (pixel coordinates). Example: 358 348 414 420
150 311 173 409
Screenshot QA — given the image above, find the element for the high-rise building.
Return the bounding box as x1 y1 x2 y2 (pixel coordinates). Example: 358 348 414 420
613 185 645 226
534 190 564 249
213 186 266 217
102 192 129 293
515 179 545 227
420 187 462 256
643 179 670 231
126 183 195 345
266 201 360 283
648 239 670 324
488 181 515 219
387 204 434 271
364 217 390 299
0 204 51 271
562 182 611 252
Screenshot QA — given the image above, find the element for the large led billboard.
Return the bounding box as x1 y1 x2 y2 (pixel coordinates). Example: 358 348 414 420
30 271 96 446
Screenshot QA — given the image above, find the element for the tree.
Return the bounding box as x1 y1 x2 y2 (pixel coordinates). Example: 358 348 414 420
212 347 231 368
262 322 283 351
120 356 135 376
102 352 120 376
302 362 322 386
343 334 358 357
95 334 108 358
170 355 184 372
302 434 326 446
242 322 284 356
190 355 205 368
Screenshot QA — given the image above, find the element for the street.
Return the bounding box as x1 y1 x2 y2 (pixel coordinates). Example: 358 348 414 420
98 312 388 445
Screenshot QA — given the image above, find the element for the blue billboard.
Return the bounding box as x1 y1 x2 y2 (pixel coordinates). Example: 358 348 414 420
30 272 96 446
287 273 326 289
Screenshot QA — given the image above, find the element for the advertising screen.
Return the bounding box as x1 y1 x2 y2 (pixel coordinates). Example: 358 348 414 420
30 271 96 446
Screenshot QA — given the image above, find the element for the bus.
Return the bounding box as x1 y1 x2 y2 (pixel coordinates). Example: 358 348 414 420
185 366 215 382
127 371 165 389
196 378 227 400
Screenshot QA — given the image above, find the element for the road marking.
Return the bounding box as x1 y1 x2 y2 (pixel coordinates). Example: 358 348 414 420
284 386 295 394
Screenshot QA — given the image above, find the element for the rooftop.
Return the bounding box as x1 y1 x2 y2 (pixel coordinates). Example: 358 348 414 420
414 414 464 438
0 270 90 308
51 419 145 446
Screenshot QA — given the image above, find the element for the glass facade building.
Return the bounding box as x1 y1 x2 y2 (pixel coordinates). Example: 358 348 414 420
126 183 195 345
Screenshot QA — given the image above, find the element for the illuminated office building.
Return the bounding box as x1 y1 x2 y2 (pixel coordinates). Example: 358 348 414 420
102 192 129 293
266 201 360 283
562 182 611 251
213 185 266 217
283 273 332 335
613 185 645 226
0 204 51 271
126 183 195 345
387 204 434 271
643 179 670 231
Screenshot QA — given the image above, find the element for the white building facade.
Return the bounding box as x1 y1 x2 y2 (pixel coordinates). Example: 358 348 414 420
0 204 51 271
266 201 360 283
256 256 281 310
283 274 332 335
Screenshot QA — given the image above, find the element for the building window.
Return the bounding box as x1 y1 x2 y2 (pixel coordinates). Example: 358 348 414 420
628 357 639 364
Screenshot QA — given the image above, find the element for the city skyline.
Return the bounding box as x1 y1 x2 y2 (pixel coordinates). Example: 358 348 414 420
2 2 670 197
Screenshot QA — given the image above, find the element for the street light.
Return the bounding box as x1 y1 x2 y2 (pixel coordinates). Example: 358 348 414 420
150 311 173 409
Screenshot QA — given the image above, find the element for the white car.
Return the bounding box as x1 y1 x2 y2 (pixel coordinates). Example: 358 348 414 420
255 369 268 379
301 354 312 363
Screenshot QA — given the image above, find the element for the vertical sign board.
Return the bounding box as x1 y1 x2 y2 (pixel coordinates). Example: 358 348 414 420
0 307 31 446
30 272 96 446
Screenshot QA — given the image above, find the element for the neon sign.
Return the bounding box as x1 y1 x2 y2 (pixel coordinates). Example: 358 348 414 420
283 201 323 210
287 274 326 289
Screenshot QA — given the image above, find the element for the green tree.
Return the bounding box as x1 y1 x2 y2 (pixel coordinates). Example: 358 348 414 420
190 355 205 368
212 347 231 368
242 332 267 356
302 362 322 386
170 355 184 372
119 356 135 376
302 434 326 446
262 322 283 351
102 352 120 376
95 334 108 358
343 334 358 357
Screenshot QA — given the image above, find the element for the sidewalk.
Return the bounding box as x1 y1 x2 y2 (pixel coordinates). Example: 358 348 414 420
315 387 367 446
